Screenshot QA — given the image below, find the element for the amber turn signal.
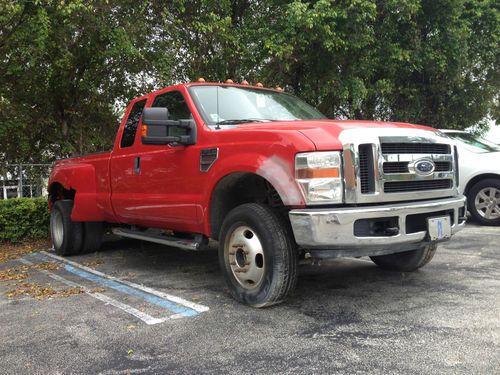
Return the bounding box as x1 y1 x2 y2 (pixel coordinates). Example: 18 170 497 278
296 168 340 179
141 125 148 137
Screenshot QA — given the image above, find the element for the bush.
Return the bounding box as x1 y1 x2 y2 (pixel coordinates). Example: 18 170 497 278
0 197 50 242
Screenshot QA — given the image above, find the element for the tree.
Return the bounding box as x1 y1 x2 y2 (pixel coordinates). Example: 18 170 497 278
260 0 499 129
0 0 498 165
0 0 169 164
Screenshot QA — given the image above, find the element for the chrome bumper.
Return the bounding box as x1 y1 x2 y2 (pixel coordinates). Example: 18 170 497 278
289 196 466 252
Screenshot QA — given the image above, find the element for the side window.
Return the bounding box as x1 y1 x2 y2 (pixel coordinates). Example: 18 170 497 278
152 91 192 120
150 91 192 139
120 99 146 148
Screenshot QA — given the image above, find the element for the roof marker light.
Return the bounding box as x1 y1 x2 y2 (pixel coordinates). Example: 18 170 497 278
241 80 249 85
197 77 205 82
225 79 234 83
255 82 263 87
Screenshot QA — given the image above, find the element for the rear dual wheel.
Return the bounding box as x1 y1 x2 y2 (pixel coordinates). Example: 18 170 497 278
50 200 103 256
219 203 298 308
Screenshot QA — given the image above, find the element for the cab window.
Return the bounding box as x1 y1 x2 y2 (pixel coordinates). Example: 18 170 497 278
150 91 192 138
120 99 146 148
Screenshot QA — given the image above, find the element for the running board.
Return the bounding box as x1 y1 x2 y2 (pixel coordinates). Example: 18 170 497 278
112 228 209 251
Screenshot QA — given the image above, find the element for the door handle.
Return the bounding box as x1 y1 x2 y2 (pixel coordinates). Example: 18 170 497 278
134 156 141 175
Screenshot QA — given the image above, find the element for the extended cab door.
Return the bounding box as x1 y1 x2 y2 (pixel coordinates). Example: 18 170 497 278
109 98 148 221
111 89 203 233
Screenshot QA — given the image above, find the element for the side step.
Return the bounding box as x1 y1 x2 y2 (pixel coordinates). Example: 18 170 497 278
112 228 209 251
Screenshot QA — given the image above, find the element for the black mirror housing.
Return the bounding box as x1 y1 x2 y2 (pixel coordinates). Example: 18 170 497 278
141 107 196 145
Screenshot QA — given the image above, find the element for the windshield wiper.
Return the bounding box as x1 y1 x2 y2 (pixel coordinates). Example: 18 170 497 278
215 118 275 125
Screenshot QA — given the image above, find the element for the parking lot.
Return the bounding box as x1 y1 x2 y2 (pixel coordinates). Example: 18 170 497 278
1 224 499 374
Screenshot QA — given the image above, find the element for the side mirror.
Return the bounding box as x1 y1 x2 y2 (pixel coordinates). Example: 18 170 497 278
141 107 196 145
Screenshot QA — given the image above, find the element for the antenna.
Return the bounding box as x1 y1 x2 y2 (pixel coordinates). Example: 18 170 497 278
215 85 220 130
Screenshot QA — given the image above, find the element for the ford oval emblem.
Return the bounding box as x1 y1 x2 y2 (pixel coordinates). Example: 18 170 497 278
414 159 435 175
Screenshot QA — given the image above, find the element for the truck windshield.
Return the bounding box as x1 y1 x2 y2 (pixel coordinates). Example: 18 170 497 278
189 85 326 126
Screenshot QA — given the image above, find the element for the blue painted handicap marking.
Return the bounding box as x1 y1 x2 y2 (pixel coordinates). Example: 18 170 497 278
29 252 208 320
63 264 198 317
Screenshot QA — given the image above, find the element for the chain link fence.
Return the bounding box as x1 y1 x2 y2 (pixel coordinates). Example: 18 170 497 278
1 164 52 199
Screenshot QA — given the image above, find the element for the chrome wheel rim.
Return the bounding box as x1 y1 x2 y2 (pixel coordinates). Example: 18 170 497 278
226 225 265 290
475 187 500 220
50 209 64 249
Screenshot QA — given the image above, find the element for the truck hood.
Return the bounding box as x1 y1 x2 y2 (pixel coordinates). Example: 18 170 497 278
237 119 435 150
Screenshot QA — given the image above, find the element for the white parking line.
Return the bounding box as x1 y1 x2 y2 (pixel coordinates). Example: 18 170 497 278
18 258 172 325
40 251 209 313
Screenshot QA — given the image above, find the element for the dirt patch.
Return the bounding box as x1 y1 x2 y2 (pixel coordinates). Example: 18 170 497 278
82 259 104 268
0 265 30 281
6 282 85 299
0 240 51 263
0 262 60 282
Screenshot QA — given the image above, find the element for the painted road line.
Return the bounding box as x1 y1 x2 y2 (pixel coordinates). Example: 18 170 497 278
18 258 171 325
39 250 210 313
462 230 500 236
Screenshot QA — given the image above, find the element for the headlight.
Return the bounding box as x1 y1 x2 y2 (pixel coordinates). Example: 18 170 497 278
295 151 343 205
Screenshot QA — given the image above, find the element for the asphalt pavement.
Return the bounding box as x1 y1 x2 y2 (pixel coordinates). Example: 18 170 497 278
0 224 499 374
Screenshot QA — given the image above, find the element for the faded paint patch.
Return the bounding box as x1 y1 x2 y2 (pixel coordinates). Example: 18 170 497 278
257 155 305 206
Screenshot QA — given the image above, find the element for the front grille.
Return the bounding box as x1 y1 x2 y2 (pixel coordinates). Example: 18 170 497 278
383 161 451 174
435 161 451 172
381 143 450 154
384 179 453 193
383 162 408 174
359 144 375 193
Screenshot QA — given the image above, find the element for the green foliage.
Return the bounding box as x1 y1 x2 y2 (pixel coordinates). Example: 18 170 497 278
0 197 49 242
0 0 498 165
0 0 168 164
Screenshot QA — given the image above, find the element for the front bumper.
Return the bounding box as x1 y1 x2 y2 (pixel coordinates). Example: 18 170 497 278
289 196 466 256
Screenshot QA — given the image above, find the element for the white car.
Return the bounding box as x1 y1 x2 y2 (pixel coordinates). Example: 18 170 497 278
441 130 500 226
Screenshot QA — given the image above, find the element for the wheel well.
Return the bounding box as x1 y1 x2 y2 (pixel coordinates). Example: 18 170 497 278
209 173 286 240
464 174 500 195
48 182 75 204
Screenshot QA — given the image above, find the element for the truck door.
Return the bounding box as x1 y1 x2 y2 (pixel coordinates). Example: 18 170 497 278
112 89 202 233
110 98 148 221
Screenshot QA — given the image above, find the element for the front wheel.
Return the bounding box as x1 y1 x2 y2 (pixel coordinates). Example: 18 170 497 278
369 243 437 272
219 203 298 307
467 178 500 226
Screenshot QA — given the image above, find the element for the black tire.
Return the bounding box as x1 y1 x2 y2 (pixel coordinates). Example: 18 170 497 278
467 178 500 226
50 200 83 256
218 203 298 307
80 222 103 254
369 243 437 272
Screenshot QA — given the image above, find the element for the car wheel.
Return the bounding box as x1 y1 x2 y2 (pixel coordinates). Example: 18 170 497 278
50 200 83 256
80 222 104 254
219 203 298 307
369 243 437 272
467 178 500 226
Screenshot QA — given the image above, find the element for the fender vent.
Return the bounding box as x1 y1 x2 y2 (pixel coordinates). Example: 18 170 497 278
200 148 218 172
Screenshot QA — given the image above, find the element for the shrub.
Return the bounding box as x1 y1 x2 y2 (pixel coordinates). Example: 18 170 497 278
0 197 50 242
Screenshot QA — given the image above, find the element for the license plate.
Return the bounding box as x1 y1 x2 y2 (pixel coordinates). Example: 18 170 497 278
427 216 451 241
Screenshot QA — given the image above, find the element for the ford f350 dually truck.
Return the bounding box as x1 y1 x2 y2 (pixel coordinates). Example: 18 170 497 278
48 82 466 307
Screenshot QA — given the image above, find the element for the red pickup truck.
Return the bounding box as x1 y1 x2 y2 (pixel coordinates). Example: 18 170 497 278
48 82 466 307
